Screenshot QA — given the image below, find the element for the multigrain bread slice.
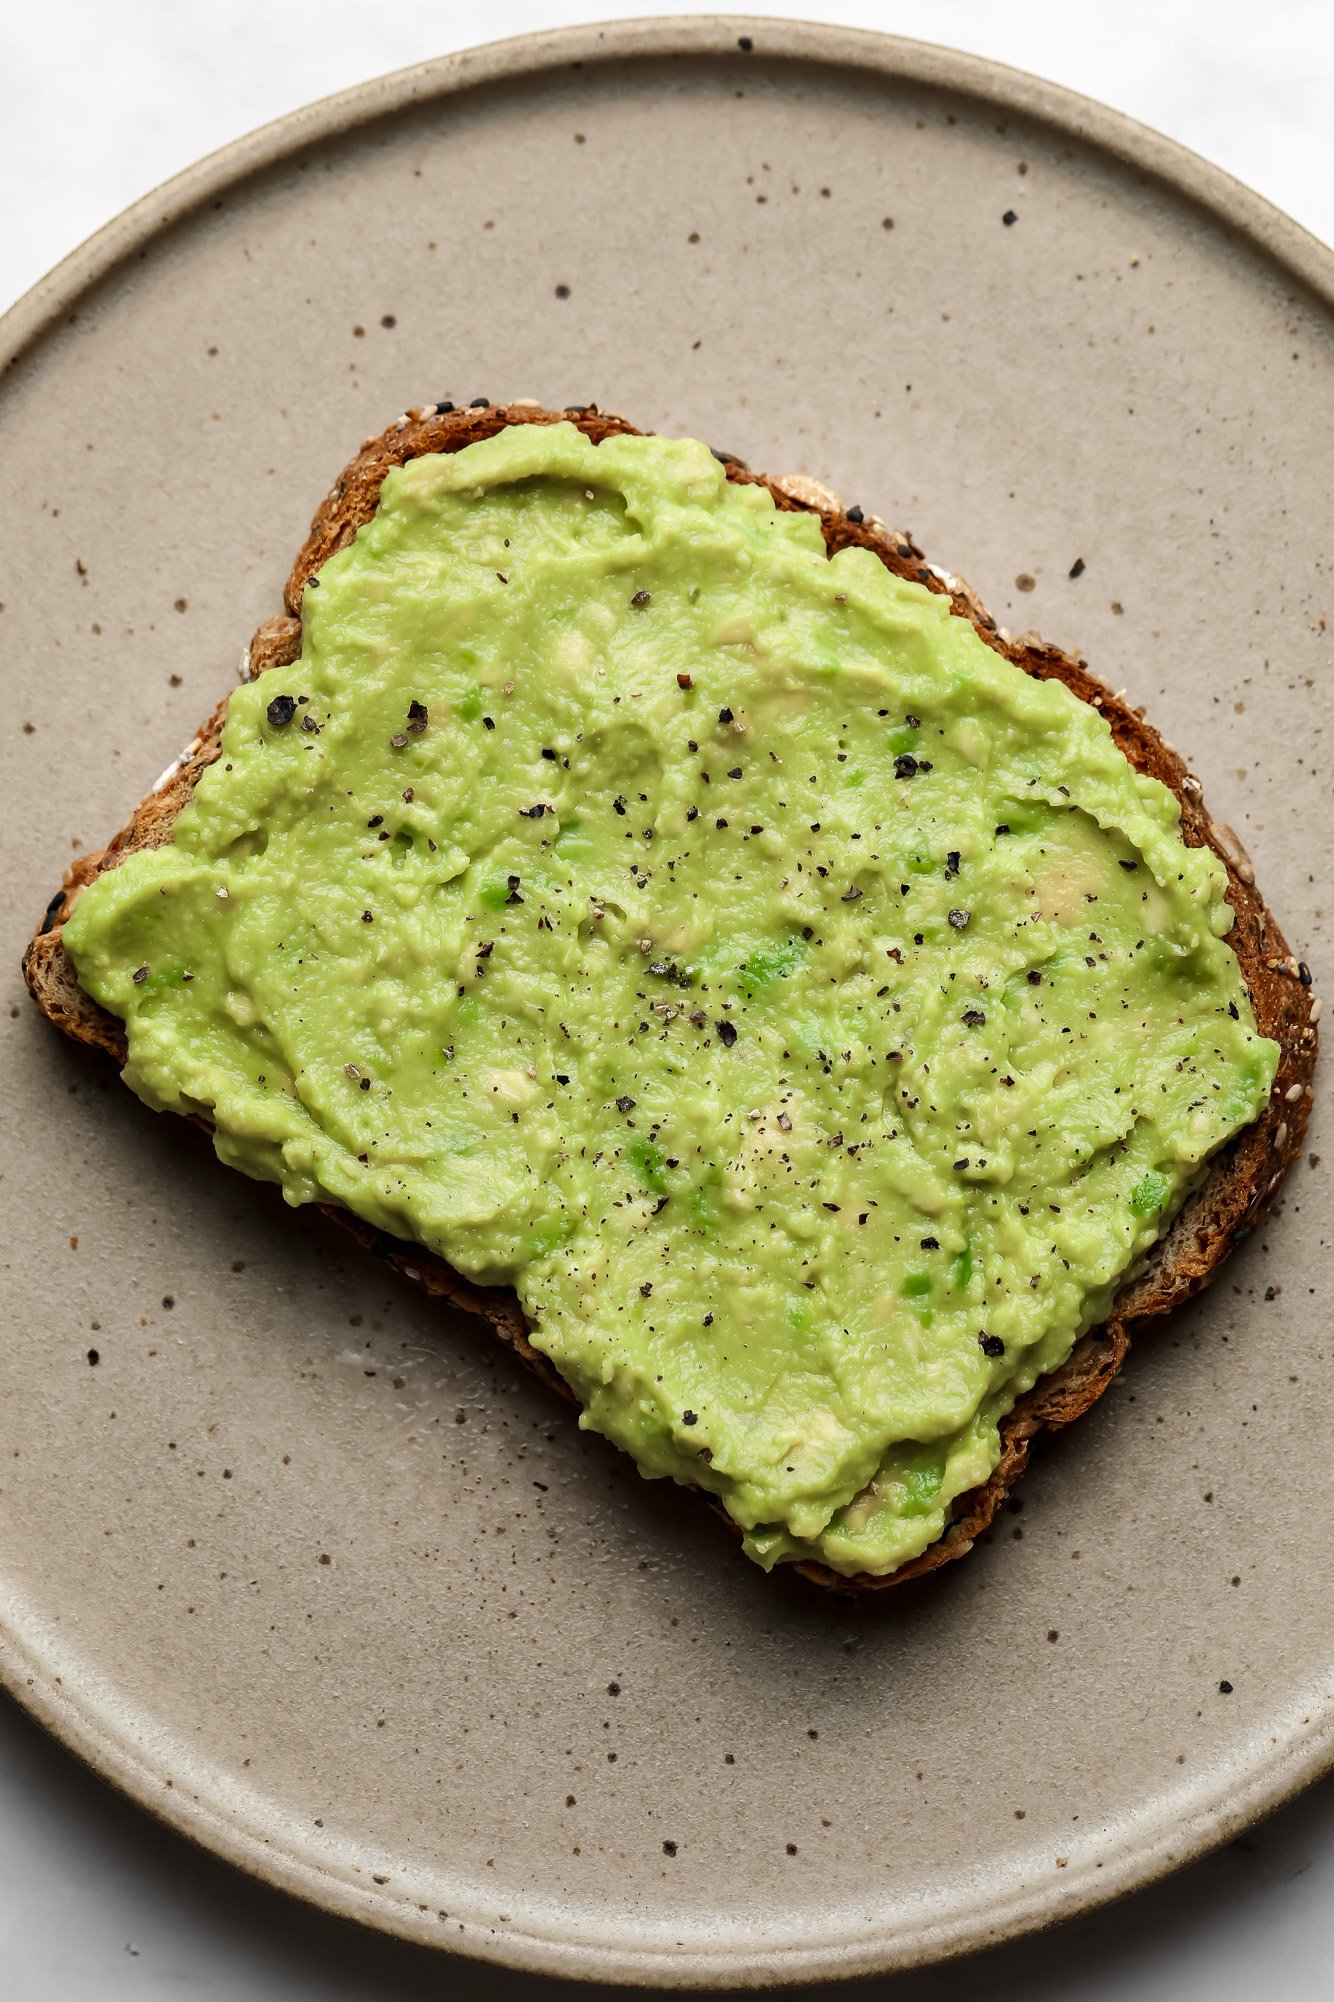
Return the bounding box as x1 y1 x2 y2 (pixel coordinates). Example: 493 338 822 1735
24 401 1319 1593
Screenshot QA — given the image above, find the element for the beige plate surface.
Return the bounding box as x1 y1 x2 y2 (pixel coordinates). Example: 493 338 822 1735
1 17 1331 1989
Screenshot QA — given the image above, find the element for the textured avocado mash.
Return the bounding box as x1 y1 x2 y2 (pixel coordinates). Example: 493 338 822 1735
65 424 1278 1576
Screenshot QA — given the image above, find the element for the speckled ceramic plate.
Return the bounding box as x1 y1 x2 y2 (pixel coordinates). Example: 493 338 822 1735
1 18 1331 1989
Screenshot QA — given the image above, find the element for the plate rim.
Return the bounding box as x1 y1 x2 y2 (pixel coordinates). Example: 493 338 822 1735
3 14 1332 1986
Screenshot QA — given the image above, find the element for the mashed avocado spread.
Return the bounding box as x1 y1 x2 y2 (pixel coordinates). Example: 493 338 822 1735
65 423 1278 1575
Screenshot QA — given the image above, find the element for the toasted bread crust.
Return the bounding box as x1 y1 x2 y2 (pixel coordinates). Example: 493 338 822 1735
24 402 1319 1593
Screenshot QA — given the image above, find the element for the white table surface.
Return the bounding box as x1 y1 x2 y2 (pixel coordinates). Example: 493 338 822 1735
2 4 1332 1996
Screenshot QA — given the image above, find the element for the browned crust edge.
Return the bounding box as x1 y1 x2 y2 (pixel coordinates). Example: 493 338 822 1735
23 401 1319 1595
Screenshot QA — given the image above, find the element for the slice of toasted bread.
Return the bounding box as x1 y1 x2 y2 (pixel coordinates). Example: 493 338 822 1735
24 402 1319 1593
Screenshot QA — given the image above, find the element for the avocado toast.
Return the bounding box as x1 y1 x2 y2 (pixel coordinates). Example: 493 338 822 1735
24 401 1318 1590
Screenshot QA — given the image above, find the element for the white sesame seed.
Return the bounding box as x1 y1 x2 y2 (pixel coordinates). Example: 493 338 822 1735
1285 1082 1304 1103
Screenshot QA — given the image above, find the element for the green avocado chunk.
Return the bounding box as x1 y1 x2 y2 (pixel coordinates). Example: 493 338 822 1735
64 424 1279 1576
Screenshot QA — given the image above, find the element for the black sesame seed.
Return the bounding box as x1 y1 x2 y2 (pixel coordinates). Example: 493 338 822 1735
846 505 865 523
1219 1680 1233 1694
980 1333 1006 1357
482 715 495 729
1118 858 1138 871
718 707 734 724
1069 556 1086 578
1002 209 1018 225
1027 969 1042 984
716 1020 738 1047
435 400 455 414
1299 961 1313 986
470 396 491 407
